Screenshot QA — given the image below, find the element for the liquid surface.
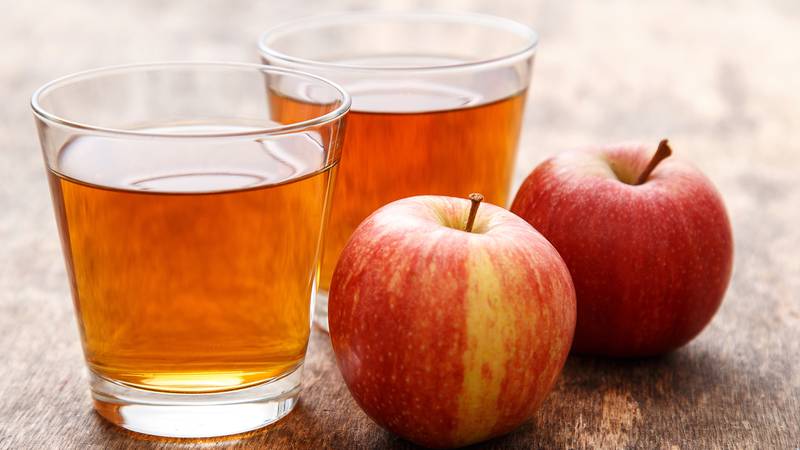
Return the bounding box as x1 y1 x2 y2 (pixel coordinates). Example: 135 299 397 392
49 127 334 393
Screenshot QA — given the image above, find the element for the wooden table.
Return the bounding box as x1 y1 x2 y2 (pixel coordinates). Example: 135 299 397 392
1 1 798 448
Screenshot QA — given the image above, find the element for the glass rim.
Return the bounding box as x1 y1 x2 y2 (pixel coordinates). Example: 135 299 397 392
257 11 539 73
30 61 352 139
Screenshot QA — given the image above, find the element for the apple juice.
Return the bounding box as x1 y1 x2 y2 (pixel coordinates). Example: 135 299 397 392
270 87 527 293
47 129 335 393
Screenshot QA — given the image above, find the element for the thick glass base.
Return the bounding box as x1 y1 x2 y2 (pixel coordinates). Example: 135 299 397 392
314 289 330 332
90 365 302 438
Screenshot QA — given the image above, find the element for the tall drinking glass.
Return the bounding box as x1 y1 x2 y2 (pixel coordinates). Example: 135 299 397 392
31 62 350 437
259 12 537 330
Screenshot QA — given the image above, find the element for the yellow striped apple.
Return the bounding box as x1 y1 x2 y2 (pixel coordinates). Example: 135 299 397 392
511 140 733 357
328 194 576 448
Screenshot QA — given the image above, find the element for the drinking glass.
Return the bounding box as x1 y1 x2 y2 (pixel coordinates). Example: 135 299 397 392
259 12 537 330
31 62 349 437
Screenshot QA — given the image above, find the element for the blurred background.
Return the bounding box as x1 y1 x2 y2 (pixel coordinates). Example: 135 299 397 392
1 0 798 447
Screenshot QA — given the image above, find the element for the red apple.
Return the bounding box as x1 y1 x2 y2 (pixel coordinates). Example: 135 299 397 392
328 194 576 448
511 140 733 357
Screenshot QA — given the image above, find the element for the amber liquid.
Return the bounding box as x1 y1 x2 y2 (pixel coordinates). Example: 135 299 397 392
48 128 335 393
271 86 526 290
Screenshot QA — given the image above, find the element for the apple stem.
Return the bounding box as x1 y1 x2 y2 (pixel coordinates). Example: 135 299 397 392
635 139 673 185
464 193 484 233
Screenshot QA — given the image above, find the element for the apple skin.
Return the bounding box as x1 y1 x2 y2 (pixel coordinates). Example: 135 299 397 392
328 195 576 448
510 144 733 357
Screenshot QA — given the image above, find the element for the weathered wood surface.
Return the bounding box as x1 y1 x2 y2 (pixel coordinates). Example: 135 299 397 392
1 0 798 448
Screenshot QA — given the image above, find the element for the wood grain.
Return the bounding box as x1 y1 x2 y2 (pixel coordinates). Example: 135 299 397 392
1 0 799 448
